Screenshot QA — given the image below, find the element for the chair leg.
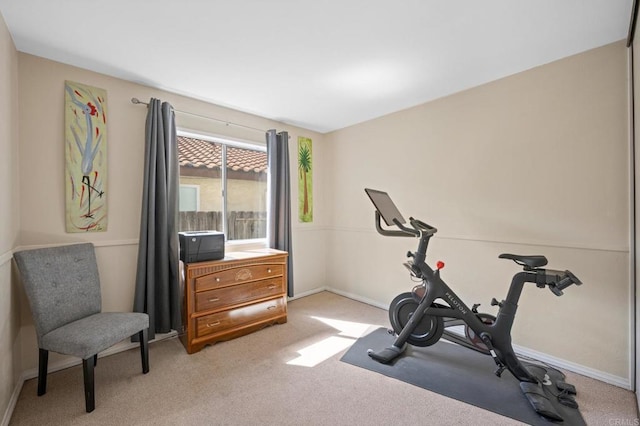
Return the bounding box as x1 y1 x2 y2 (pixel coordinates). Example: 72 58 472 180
37 349 48 396
139 328 149 374
82 356 95 413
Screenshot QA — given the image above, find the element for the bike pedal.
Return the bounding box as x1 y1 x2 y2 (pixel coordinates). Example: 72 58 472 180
558 393 579 409
520 382 564 421
556 381 577 395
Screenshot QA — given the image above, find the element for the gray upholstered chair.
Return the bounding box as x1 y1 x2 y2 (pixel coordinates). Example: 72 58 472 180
14 243 149 413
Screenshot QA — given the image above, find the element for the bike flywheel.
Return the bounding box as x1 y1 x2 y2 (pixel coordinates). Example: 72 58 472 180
389 292 444 347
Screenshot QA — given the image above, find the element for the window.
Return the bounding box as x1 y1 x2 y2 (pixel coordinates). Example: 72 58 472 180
177 131 267 242
179 185 200 211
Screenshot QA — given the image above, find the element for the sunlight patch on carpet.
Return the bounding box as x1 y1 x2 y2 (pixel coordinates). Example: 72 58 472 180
286 316 383 367
287 336 355 367
310 316 380 338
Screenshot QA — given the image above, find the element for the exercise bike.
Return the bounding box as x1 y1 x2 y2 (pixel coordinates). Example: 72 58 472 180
364 188 583 422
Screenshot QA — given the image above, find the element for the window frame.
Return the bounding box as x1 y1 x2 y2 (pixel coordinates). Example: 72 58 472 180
177 129 268 249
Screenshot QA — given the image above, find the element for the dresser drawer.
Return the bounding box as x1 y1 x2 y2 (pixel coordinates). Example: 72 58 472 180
196 297 286 338
195 264 284 292
195 278 285 312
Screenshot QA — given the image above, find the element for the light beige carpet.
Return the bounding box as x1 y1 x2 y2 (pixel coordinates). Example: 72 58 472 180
8 291 639 425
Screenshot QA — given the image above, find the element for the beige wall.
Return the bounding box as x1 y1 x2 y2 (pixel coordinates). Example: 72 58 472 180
325 41 631 383
14 53 327 374
0 11 20 423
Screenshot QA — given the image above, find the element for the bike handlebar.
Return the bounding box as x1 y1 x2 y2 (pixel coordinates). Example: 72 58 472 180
374 211 438 238
410 218 438 236
546 269 582 296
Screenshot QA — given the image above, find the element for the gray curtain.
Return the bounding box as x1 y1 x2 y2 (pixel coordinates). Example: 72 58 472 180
266 129 294 297
133 98 181 341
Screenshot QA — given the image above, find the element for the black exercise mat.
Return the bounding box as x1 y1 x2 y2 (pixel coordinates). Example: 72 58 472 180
340 328 585 426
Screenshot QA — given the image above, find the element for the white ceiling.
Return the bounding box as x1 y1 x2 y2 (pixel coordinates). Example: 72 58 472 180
0 0 634 133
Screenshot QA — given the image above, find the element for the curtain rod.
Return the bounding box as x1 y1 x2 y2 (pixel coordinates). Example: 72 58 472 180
131 97 267 134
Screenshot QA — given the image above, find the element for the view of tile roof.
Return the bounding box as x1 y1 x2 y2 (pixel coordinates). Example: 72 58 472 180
178 136 267 173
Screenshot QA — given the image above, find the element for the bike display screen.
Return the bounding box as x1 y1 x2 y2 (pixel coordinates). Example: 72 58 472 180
365 188 406 226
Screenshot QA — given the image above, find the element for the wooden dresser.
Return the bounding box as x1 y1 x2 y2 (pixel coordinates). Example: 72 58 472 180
180 249 288 354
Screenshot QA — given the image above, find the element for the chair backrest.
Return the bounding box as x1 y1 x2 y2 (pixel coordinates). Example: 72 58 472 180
14 243 102 343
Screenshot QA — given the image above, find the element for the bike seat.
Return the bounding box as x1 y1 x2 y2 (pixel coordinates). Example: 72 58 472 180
499 253 548 268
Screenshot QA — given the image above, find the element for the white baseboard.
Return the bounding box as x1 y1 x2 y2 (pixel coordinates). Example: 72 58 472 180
324 286 389 310
1 372 23 426
21 331 177 381
1 332 177 426
324 286 632 390
290 287 388 310
512 343 631 390
289 286 328 301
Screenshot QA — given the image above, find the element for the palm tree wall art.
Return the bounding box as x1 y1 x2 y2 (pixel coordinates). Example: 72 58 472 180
297 136 313 222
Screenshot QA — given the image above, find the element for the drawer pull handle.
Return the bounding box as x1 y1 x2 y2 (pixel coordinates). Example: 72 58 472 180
206 321 221 327
215 278 220 282
267 284 277 290
208 297 220 302
267 305 277 310
267 268 272 273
